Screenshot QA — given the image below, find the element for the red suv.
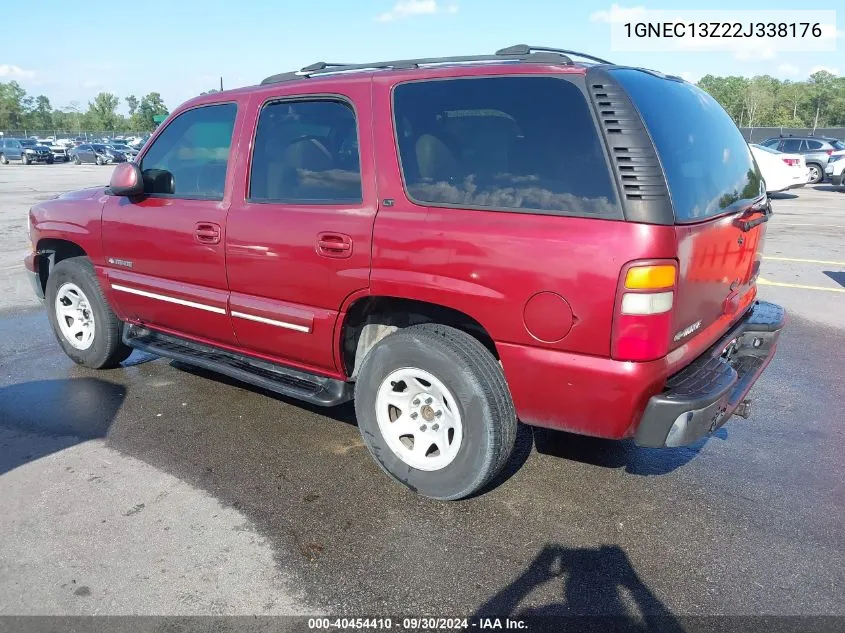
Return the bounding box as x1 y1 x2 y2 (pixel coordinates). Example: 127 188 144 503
25 46 785 499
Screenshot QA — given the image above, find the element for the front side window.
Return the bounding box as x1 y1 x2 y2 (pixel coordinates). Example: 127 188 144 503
140 103 237 199
781 139 803 152
392 76 619 216
249 99 362 204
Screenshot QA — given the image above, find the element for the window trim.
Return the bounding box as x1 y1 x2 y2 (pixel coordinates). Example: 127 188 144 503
389 74 624 220
245 93 364 206
136 101 238 202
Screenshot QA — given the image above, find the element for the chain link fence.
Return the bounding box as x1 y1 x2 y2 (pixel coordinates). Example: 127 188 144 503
740 127 845 142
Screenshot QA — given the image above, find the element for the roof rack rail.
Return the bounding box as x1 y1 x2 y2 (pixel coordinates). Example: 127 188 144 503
495 44 613 65
260 47 579 85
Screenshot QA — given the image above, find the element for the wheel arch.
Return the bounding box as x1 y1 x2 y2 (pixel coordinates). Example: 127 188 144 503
34 238 88 293
339 295 499 378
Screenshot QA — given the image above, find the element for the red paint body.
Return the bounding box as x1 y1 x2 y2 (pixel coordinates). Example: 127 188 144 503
26 62 769 440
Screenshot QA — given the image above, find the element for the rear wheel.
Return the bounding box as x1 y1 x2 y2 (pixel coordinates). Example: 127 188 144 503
354 323 516 500
807 163 823 184
45 257 132 369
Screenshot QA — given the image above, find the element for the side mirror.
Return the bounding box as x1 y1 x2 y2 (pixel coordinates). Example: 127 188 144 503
109 162 144 197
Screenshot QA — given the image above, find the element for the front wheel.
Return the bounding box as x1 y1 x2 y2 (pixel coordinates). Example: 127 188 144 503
807 163 823 184
354 324 517 500
21 153 29 165
95 155 104 166
73 154 81 165
45 257 132 369
0 153 7 165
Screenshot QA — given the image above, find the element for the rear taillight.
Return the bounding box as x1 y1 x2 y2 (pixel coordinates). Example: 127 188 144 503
612 261 678 362
782 158 799 166
826 149 834 156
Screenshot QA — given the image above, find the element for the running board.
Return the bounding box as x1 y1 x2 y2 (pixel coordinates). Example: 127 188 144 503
123 324 353 407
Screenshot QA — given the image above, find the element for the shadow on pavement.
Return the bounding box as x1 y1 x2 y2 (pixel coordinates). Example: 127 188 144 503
533 427 727 476
769 191 799 199
823 271 845 288
0 377 126 476
473 544 684 633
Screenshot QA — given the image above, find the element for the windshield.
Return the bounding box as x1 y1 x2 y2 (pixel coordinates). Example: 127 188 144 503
20 140 37 147
92 144 107 151
611 69 763 222
111 144 131 150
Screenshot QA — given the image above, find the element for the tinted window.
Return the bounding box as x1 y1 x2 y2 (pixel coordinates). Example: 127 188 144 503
611 69 762 222
393 77 618 216
20 140 36 147
781 139 803 152
762 138 780 148
806 140 823 150
249 99 361 204
140 103 237 199
831 140 845 150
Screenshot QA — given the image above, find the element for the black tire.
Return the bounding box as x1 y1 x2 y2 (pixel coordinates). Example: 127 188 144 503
807 163 823 184
73 154 81 165
0 153 7 165
96 155 104 166
47 158 54 165
45 256 132 369
21 153 29 165
354 323 517 500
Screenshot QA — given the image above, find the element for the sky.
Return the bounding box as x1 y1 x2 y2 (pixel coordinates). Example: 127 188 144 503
0 0 841 114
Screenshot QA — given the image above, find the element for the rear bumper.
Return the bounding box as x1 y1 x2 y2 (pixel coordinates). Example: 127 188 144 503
634 301 785 448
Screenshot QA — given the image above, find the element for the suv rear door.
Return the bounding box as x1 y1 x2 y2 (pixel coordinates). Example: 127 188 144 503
224 83 376 374
609 69 767 355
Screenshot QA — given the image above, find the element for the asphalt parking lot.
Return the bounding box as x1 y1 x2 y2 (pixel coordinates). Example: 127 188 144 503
1 164 843 623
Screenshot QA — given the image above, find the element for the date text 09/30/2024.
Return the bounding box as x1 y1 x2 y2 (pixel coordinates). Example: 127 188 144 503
307 618 528 630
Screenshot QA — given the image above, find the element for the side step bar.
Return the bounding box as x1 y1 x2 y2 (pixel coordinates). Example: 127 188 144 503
123 324 353 407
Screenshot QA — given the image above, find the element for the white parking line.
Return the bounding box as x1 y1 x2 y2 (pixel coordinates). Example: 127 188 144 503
765 256 845 266
758 277 845 293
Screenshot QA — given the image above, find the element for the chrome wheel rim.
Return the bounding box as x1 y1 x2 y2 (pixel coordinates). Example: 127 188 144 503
375 367 463 471
809 166 820 181
55 282 96 350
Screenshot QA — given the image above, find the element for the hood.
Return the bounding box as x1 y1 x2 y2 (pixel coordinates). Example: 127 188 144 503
59 186 108 200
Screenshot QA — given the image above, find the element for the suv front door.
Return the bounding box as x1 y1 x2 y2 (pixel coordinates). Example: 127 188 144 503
225 88 376 374
101 102 239 345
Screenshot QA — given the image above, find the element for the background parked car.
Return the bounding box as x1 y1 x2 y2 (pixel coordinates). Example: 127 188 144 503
107 143 138 160
824 150 845 187
42 140 70 162
760 135 845 184
0 138 54 164
750 144 809 193
69 143 127 165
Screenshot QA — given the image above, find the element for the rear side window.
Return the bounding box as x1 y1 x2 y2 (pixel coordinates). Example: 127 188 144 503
832 140 845 150
392 76 619 216
781 139 803 153
140 103 237 199
806 140 823 150
611 69 763 222
249 99 362 204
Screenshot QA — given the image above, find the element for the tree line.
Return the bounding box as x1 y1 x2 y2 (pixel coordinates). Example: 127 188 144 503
0 81 169 134
696 70 845 129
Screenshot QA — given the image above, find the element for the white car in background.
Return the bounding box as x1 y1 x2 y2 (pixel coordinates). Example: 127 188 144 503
750 143 810 193
824 150 845 187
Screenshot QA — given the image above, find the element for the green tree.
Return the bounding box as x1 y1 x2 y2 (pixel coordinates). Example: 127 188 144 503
86 92 120 132
0 81 27 130
125 95 139 117
132 92 169 131
30 95 53 130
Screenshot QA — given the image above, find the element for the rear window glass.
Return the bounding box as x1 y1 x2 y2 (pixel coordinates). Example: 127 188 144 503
611 69 763 222
392 76 619 216
829 140 845 150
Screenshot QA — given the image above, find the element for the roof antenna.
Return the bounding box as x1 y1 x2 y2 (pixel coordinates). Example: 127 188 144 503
220 77 224 91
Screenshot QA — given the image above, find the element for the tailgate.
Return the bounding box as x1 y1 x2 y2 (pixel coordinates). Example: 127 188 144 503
672 205 767 353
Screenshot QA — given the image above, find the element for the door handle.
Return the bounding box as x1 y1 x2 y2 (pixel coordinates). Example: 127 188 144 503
316 232 353 258
195 222 221 244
